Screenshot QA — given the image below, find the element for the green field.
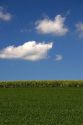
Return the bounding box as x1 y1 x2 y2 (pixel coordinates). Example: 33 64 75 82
0 88 83 125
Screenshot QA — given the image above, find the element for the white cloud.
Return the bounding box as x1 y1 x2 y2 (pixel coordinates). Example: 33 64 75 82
55 54 63 61
0 41 53 61
76 22 83 38
0 6 12 21
35 15 68 36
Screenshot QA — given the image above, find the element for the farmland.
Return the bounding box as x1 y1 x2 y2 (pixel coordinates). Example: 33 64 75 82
0 85 83 125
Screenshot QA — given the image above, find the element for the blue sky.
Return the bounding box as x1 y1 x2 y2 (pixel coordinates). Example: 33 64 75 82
0 0 83 80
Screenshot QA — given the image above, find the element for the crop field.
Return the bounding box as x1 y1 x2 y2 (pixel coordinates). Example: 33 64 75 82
0 80 83 88
0 87 83 125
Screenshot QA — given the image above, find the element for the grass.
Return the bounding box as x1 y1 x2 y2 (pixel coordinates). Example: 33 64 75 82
0 88 83 125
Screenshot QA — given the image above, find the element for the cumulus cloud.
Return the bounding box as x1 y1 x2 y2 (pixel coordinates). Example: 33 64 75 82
0 6 12 21
76 22 83 38
0 41 53 61
55 54 63 61
35 15 68 36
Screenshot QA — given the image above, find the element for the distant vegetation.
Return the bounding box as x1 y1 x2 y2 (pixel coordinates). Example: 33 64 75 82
0 80 83 88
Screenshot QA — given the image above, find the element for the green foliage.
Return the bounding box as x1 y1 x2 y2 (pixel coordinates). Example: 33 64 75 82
0 88 83 125
0 80 83 88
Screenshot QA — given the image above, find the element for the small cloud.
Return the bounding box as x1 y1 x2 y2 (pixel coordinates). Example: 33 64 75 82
76 22 83 38
0 6 3 10
55 54 63 61
20 29 28 33
0 6 12 21
20 29 31 33
0 41 53 61
66 10 71 16
35 15 68 36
